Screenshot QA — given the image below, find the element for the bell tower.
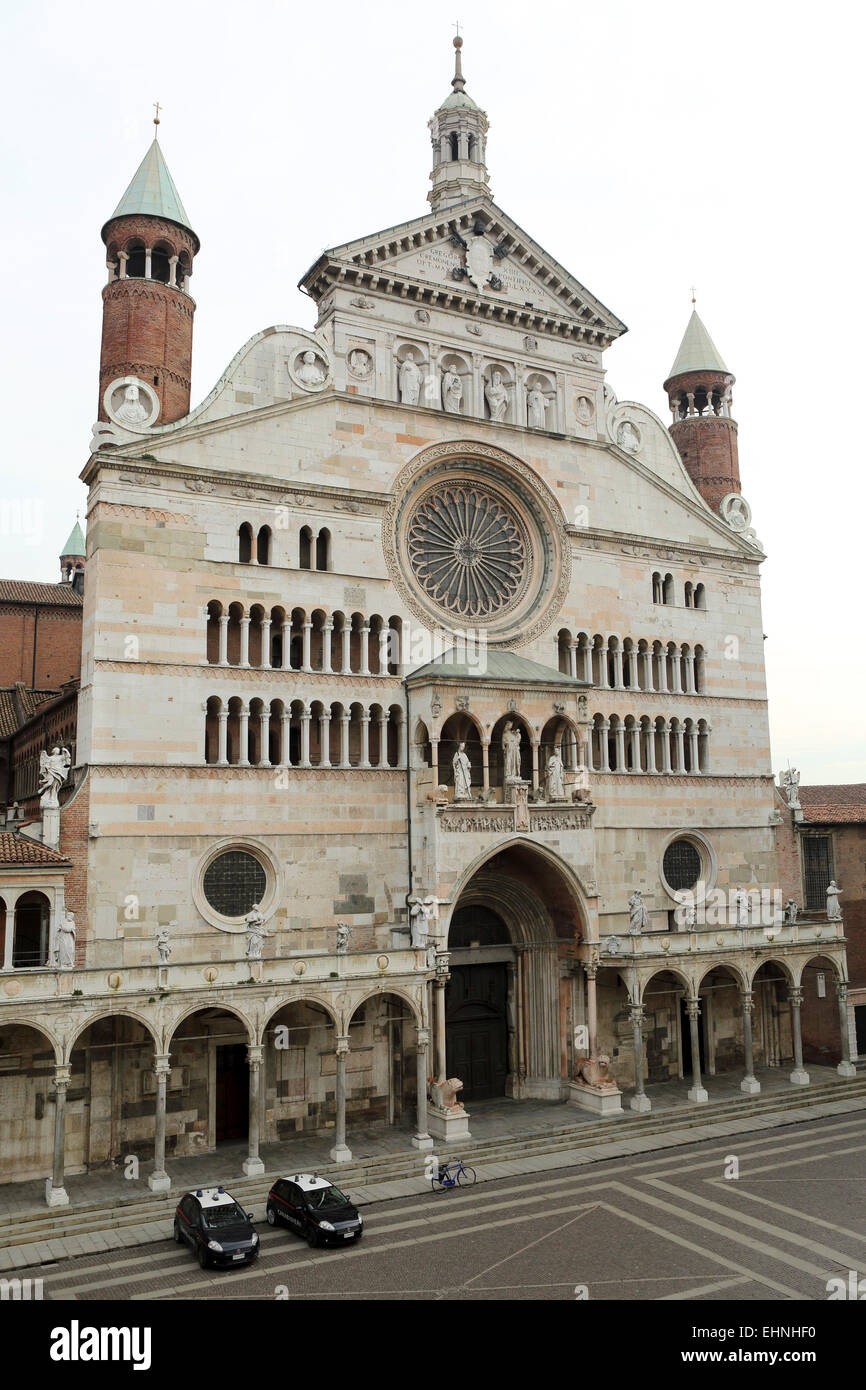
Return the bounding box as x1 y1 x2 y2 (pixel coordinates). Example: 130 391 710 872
428 36 491 212
664 308 739 515
99 114 200 425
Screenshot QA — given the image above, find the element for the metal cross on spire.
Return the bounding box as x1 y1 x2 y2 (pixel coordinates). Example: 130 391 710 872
153 101 162 130
690 285 697 305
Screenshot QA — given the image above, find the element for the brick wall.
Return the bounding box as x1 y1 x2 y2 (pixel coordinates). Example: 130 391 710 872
0 604 82 688
58 771 89 967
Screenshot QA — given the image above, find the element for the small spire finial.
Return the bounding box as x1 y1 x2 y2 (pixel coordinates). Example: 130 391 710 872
153 101 162 131
690 285 697 306
452 24 465 91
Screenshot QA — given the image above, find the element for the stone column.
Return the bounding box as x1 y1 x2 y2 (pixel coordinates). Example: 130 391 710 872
657 648 668 693
144 247 152 279
629 723 641 772
627 648 638 689
788 987 810 1085
341 622 352 674
281 620 292 670
242 1045 265 1176
641 648 652 691
260 619 272 670
430 737 439 788
148 1054 172 1191
481 740 490 796
378 625 390 675
531 740 540 793
359 622 371 676
434 972 448 1080
258 711 271 767
613 645 624 689
218 615 229 666
684 652 696 693
118 249 129 279
359 712 371 769
629 1002 651 1112
377 711 389 767
688 726 699 774
674 724 686 772
660 722 672 774
601 719 612 772
411 1027 434 1150
583 642 593 683
330 1036 352 1162
319 712 332 768
238 703 250 766
301 621 312 673
669 648 681 693
836 981 857 1077
569 641 578 679
686 998 708 1102
168 254 178 288
645 724 657 774
339 713 351 768
394 711 405 769
615 721 626 772
599 643 610 688
584 960 598 1057
45 1064 71 1207
217 710 228 767
279 712 291 766
739 992 761 1093
299 711 311 768
239 617 251 668
322 620 334 674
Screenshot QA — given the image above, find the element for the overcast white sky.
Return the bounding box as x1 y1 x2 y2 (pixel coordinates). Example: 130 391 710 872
2 0 863 784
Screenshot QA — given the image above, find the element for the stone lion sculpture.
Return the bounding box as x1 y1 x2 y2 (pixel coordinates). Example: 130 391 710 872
575 1054 618 1092
428 1077 465 1112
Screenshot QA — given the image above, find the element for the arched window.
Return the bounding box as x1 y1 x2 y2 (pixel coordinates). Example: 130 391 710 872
652 572 663 604
694 583 706 609
256 526 271 565
316 528 330 571
449 131 459 160
13 892 51 968
126 241 146 278
684 582 694 608
663 573 674 605
150 247 171 284
299 527 313 570
467 134 475 160
238 523 253 564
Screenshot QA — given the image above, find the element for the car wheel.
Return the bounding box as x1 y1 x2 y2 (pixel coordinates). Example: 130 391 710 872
173 1220 183 1244
197 1244 209 1270
306 1226 319 1248
266 1207 277 1226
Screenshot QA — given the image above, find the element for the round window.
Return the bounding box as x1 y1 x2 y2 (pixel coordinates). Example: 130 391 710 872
203 850 266 918
407 486 527 619
662 839 702 892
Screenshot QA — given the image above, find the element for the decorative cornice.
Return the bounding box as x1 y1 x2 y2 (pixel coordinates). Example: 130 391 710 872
89 763 405 779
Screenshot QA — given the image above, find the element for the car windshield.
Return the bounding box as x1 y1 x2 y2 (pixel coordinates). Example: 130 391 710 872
201 1201 247 1228
305 1185 349 1211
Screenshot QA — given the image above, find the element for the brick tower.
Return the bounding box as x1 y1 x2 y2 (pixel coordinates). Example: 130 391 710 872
663 309 739 515
99 118 199 425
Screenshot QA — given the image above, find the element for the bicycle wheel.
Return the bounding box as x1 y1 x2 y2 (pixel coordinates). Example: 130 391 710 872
456 1165 476 1186
430 1167 448 1191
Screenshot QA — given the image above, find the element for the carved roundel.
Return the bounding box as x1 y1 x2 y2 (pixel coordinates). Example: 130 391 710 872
103 375 160 430
407 486 527 619
384 443 571 647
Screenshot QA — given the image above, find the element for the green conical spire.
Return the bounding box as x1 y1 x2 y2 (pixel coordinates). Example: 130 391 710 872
667 309 729 379
102 137 196 244
60 519 85 558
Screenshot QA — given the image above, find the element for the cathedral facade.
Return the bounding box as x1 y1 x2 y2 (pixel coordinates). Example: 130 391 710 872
0 40 854 1200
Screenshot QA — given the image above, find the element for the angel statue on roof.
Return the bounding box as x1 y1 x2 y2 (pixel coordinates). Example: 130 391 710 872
38 746 72 809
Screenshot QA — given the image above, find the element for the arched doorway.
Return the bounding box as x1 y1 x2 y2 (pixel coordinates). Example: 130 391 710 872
799 955 843 1065
170 1007 252 1147
444 840 585 1101
446 906 510 1099
0 1022 58 1183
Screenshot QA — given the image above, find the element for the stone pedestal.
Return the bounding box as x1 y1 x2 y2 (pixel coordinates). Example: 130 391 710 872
148 1171 171 1193
567 1080 622 1116
789 1068 810 1086
629 1093 652 1113
426 1108 471 1143
740 1076 761 1095
45 1179 69 1207
687 1084 709 1104
328 1142 353 1163
42 807 60 849
242 1155 265 1176
837 1060 857 1079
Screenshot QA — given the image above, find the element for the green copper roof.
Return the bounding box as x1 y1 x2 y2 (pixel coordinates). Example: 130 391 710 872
406 648 588 687
439 89 480 111
60 520 85 557
103 138 195 239
667 309 729 380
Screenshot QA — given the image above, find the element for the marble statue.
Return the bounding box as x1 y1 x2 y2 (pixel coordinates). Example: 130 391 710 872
55 910 76 970
617 420 641 452
826 881 843 921
780 766 801 809
336 920 352 952
38 746 72 809
576 1053 618 1092
784 898 799 925
156 927 172 965
628 890 648 935
115 382 149 426
442 368 463 414
296 350 325 387
399 351 422 405
428 1077 465 1112
347 349 372 378
502 721 522 782
679 897 697 929
422 364 439 408
733 886 750 926
527 386 547 428
408 897 428 949
452 742 472 801
485 370 508 421
244 903 268 960
544 751 565 801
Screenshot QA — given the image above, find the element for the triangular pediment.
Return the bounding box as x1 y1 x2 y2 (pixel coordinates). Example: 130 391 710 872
299 197 627 348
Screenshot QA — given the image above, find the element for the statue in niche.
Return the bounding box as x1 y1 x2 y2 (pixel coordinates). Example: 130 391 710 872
442 368 463 414
408 895 440 949
617 420 641 452
296 350 325 387
544 751 565 801
38 746 71 809
826 881 843 921
732 886 750 926
347 349 372 379
485 370 508 421
244 903 269 960
399 350 422 405
784 899 799 925
156 926 172 965
628 890 648 935
575 395 594 425
502 721 522 783
54 910 76 970
115 382 149 426
336 920 352 952
423 363 439 408
527 385 548 429
452 742 472 801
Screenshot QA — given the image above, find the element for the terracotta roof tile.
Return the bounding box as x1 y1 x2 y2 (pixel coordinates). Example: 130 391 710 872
800 784 866 824
0 580 83 606
0 833 70 865
0 686 57 737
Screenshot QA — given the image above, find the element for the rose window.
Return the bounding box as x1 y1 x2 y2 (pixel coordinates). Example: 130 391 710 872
407 487 527 618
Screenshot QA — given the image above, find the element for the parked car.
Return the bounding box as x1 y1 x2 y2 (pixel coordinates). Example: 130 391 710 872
174 1186 259 1269
266 1173 363 1247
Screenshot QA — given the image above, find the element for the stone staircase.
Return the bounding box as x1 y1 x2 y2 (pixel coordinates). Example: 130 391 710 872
2 1073 864 1254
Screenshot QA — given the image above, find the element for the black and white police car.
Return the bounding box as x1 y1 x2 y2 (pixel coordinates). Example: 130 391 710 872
173 1186 259 1269
266 1173 363 1247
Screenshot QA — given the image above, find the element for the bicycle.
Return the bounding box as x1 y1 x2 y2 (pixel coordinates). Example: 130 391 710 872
430 1157 476 1191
